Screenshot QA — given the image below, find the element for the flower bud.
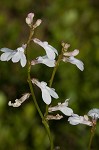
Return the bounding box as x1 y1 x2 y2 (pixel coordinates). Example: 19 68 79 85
33 19 42 28
26 13 34 26
61 42 70 51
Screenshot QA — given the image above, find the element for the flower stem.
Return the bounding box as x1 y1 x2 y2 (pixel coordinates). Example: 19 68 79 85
45 52 63 116
26 28 54 150
88 122 96 150
49 53 63 87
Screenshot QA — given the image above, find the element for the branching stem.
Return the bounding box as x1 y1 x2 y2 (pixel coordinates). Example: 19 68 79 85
25 28 53 150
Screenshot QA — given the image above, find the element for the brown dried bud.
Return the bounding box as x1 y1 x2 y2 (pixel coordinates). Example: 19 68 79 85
46 114 63 120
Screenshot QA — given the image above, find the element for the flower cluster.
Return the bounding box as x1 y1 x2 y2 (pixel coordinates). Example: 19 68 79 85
0 12 98 150
48 99 99 127
0 13 85 108
26 13 42 29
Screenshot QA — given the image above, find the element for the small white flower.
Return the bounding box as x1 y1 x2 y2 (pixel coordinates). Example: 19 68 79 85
88 108 99 120
48 99 73 116
62 49 84 71
31 55 56 67
68 114 92 126
31 78 59 105
8 93 30 107
0 46 26 67
26 13 34 26
33 38 58 60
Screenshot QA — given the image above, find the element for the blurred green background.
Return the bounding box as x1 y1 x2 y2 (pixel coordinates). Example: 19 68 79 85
0 0 99 149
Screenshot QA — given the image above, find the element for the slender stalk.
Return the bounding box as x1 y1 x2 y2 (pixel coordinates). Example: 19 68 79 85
45 52 63 116
88 123 96 150
49 53 63 87
26 28 53 150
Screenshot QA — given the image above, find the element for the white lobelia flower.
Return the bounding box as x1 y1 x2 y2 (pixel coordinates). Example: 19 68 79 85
88 108 99 120
31 55 56 67
0 46 26 67
31 78 59 105
8 93 30 107
68 114 92 126
48 99 73 116
33 38 58 60
62 49 84 71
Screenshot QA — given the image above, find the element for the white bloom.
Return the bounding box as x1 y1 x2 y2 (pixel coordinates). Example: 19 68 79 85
31 55 56 67
88 108 99 120
8 93 30 107
62 49 84 71
33 38 58 60
48 99 73 116
26 13 34 26
0 46 26 67
68 114 92 126
31 78 59 105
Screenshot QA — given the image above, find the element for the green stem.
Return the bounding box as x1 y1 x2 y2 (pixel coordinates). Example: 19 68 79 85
88 123 96 150
26 28 53 150
28 67 53 150
45 52 63 116
49 53 63 87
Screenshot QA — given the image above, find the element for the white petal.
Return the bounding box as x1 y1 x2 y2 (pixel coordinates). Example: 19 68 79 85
37 55 55 67
12 51 21 62
0 48 13 52
48 45 58 55
64 49 79 57
33 38 57 60
68 114 92 126
32 79 43 89
40 81 47 86
7 52 16 61
47 87 59 99
68 114 81 125
33 38 45 48
44 45 56 60
72 49 79 56
67 56 84 71
20 52 27 67
0 52 12 61
41 89 51 105
59 107 73 116
42 59 55 67
88 108 99 119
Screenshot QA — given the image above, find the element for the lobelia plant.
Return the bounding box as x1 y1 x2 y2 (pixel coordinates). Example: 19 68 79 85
0 12 98 150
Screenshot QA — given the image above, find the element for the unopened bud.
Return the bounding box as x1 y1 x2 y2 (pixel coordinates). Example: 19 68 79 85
31 59 38 65
26 13 34 26
33 19 42 29
61 42 70 52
